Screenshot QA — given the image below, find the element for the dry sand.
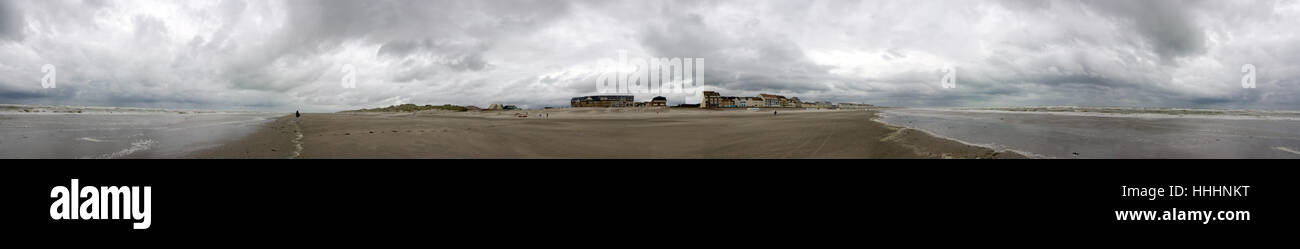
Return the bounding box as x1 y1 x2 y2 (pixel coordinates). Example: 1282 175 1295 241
192 108 1025 159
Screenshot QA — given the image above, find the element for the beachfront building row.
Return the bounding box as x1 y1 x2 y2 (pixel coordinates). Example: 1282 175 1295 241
837 103 871 109
701 91 871 109
570 95 667 108
567 93 867 109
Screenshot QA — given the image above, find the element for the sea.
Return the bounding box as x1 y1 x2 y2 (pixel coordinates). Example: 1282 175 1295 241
876 107 1300 159
0 104 281 158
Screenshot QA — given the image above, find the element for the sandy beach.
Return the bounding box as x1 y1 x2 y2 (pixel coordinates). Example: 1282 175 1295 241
192 108 1024 159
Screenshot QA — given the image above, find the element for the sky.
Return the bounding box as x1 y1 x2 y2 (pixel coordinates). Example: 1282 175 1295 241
1 0 1298 112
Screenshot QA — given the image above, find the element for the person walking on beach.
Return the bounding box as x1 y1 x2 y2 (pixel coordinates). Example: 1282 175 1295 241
295 110 301 123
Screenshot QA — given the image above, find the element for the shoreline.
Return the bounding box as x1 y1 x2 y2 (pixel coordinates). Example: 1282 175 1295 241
190 108 1026 159
876 107 1300 159
1 112 279 159
871 109 1051 159
189 114 300 159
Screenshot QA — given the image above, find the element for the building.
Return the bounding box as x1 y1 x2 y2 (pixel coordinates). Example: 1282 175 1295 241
571 95 634 108
487 104 503 110
759 94 784 107
815 101 833 109
650 96 668 107
683 90 862 109
736 97 752 108
720 97 740 108
701 91 722 108
838 103 872 109
780 97 797 108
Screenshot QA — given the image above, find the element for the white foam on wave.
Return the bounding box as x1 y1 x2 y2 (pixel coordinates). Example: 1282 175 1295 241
871 111 1053 159
925 107 1300 121
78 137 107 142
83 139 157 159
1275 147 1300 156
0 104 263 115
161 115 272 132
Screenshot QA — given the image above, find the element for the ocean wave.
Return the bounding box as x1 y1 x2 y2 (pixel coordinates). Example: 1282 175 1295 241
872 111 1052 159
1275 147 1300 156
0 104 262 115
83 139 157 159
934 106 1300 121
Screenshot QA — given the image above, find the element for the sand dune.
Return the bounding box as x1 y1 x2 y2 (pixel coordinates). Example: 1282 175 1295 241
192 108 1024 159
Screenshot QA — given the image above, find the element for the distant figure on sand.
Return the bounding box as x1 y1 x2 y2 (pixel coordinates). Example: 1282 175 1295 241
774 110 778 116
295 110 301 122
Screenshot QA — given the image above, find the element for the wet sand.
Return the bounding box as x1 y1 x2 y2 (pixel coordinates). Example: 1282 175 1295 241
192 108 1025 159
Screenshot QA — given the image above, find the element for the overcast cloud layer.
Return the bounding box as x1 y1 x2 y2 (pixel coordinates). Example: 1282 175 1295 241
1 0 1298 111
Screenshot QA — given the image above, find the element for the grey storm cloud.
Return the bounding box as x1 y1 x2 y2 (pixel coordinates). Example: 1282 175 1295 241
0 0 1298 111
0 1 23 41
1081 0 1207 60
377 39 492 72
